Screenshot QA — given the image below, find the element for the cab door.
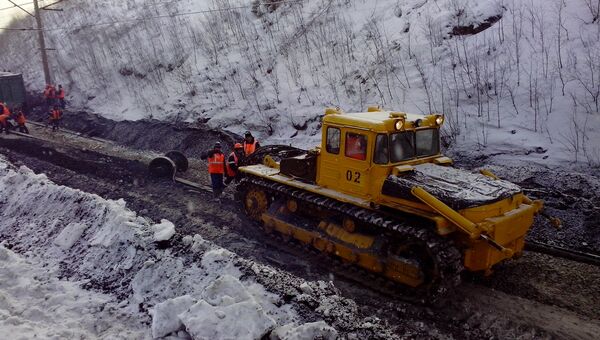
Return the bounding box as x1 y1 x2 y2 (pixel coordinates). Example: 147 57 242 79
340 129 371 197
318 126 342 188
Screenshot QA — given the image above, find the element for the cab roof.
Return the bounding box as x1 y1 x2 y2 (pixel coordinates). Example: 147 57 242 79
323 110 430 132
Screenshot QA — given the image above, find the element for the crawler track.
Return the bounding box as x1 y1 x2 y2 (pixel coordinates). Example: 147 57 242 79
237 174 464 303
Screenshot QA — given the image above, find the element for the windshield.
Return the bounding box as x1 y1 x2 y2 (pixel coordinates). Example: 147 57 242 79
382 128 440 163
415 129 440 157
390 131 415 162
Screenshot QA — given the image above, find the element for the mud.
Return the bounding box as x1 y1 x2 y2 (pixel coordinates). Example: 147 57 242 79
26 108 240 158
2 116 600 339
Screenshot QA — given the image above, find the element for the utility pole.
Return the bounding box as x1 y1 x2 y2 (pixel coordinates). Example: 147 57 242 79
33 0 52 85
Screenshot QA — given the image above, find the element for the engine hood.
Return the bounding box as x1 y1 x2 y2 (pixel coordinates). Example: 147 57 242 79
381 163 522 210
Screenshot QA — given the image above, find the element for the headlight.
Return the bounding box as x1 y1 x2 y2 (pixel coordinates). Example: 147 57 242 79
435 115 444 125
395 120 404 130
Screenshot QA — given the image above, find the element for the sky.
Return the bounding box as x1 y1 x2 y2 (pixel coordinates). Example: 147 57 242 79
0 0 38 27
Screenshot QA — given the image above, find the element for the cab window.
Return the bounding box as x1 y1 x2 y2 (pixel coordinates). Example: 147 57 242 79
416 129 440 157
374 134 389 164
390 131 415 162
345 132 367 161
326 127 340 154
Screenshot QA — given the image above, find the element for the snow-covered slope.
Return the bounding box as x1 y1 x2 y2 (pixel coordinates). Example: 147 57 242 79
0 157 338 339
1 0 599 164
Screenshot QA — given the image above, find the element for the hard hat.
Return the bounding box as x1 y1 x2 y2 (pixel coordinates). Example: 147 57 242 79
234 143 243 149
214 142 222 148
244 131 252 136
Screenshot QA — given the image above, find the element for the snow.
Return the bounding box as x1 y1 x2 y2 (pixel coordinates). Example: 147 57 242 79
1 0 599 166
0 157 337 339
53 222 87 250
151 295 197 338
0 244 146 339
179 300 276 340
271 321 338 340
152 219 176 241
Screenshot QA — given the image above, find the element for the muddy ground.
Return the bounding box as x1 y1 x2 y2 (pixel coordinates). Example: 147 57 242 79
1 113 600 339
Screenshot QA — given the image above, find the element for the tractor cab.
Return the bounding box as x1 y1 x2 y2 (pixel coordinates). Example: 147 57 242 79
314 107 447 200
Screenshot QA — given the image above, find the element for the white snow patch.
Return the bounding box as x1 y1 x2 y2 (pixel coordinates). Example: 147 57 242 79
53 222 88 250
152 219 176 241
203 274 252 306
0 244 146 338
179 300 276 340
271 321 338 340
151 295 197 338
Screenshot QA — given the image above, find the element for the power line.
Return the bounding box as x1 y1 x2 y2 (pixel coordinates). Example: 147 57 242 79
0 27 38 31
44 0 305 31
7 0 34 17
0 0 305 32
0 1 33 11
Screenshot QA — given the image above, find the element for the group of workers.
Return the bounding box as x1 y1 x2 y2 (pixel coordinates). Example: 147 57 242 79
43 84 66 110
201 131 260 199
0 102 29 134
0 102 62 134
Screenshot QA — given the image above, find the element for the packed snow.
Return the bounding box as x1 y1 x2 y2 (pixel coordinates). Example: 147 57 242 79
152 219 176 241
0 244 146 339
0 157 337 339
1 0 599 166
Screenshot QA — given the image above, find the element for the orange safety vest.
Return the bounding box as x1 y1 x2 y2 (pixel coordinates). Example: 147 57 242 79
58 89 65 99
243 140 258 156
51 109 61 120
226 151 239 177
208 152 225 174
16 113 26 125
2 105 9 116
0 114 8 124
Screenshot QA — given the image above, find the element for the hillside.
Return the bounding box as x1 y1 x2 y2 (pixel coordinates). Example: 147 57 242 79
1 0 599 165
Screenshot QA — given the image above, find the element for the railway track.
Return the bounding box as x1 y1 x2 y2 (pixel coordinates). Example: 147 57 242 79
525 241 600 267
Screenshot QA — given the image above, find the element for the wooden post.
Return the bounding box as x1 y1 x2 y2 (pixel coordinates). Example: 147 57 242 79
33 0 52 85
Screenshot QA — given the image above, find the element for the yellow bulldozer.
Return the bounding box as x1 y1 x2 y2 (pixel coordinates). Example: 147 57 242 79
235 107 545 299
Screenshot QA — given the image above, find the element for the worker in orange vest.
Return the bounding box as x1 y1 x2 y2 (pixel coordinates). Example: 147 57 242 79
15 108 28 134
242 131 260 156
43 85 52 110
49 105 62 131
0 102 11 134
225 143 245 185
57 85 66 109
201 142 226 199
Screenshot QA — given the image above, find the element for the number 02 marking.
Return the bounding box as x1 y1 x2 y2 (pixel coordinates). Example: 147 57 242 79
345 170 361 183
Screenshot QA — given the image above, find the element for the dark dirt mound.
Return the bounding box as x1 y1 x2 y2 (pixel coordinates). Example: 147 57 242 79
25 107 240 158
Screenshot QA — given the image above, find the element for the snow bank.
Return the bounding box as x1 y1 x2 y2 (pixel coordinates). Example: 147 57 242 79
0 157 337 339
0 244 146 338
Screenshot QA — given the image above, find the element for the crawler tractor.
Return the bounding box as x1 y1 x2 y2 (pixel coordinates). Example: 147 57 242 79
234 107 545 298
